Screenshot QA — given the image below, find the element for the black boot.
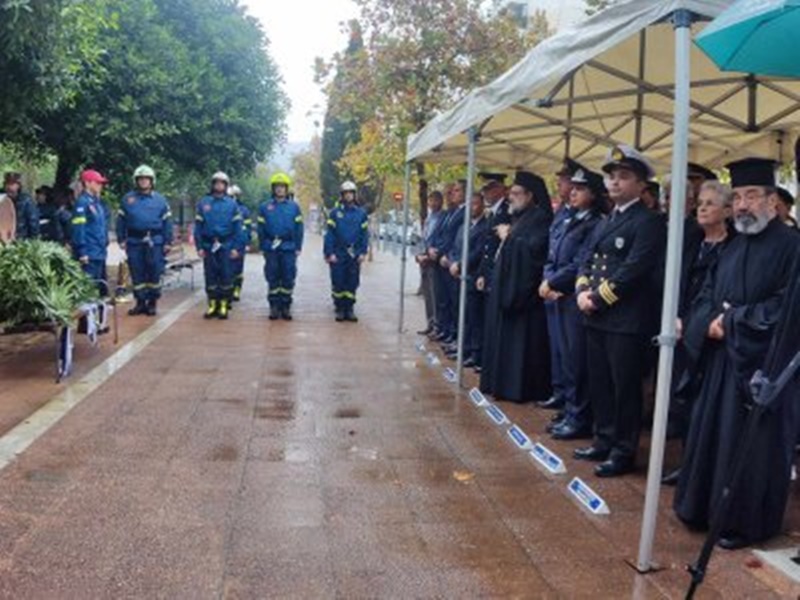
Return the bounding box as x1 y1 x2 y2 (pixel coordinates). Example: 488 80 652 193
345 307 358 322
269 305 280 320
281 305 293 321
335 308 345 322
128 299 146 316
146 299 157 316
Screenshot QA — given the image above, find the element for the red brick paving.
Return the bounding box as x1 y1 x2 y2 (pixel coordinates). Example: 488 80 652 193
0 235 797 599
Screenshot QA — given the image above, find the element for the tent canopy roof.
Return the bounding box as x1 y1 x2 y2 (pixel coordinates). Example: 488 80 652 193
406 0 800 175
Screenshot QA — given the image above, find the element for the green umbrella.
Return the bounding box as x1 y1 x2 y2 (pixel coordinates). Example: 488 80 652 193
696 0 800 77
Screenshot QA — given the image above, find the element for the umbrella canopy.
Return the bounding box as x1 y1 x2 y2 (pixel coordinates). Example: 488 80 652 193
696 0 800 78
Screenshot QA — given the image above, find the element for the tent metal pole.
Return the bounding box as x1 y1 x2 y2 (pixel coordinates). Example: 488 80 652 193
456 126 478 387
636 8 693 573
398 160 413 334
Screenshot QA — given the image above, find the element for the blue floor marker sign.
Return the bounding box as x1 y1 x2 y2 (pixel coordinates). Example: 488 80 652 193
426 352 440 366
484 404 509 426
530 442 567 475
443 367 457 383
507 424 533 450
568 477 610 515
468 388 488 407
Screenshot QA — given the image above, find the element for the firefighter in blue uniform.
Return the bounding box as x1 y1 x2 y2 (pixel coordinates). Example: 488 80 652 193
257 172 304 321
195 172 242 320
325 181 369 322
229 184 252 302
71 169 110 295
117 165 173 316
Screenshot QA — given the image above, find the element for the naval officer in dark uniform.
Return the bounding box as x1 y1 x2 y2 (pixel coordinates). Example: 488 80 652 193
573 145 666 477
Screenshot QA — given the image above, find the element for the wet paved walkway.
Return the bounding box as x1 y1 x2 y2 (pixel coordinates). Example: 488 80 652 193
0 235 798 598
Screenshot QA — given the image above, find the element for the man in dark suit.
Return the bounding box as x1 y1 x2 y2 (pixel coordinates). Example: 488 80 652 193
573 145 666 477
445 192 490 364
431 181 466 347
475 174 510 374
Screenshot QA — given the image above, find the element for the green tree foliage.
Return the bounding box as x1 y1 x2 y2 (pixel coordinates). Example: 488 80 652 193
291 136 322 214
0 0 111 147
2 0 288 196
317 21 365 208
584 0 616 16
316 0 549 218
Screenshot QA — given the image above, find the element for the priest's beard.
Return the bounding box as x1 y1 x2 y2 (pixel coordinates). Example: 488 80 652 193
734 211 770 235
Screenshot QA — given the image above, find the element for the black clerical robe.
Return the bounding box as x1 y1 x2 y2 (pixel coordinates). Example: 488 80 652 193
480 202 552 403
674 217 800 542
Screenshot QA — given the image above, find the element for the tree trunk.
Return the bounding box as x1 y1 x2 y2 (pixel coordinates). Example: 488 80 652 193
55 152 78 191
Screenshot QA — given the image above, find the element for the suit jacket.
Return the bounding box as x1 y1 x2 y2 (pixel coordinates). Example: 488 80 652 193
576 201 666 335
478 198 511 281
449 216 490 287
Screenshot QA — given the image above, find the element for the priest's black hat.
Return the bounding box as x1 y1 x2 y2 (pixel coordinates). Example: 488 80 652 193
513 170 549 202
726 157 777 188
687 162 717 181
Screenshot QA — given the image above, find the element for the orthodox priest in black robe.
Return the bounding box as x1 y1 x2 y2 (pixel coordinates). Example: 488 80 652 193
674 158 800 549
480 171 552 404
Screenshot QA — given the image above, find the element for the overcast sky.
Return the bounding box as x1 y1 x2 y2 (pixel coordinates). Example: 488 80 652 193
242 0 586 145
240 0 358 145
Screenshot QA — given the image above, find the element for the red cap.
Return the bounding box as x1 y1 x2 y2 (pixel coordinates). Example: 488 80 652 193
80 169 108 184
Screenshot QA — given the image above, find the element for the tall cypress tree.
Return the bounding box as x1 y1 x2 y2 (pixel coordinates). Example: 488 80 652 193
319 21 365 208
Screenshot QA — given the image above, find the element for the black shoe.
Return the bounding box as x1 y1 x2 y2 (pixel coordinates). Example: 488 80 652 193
282 307 293 321
463 357 477 368
128 301 146 316
573 446 610 462
335 310 345 322
661 467 681 487
551 423 593 441
345 308 358 322
145 300 157 316
717 534 750 551
417 326 433 335
269 306 280 320
472 365 482 374
595 457 635 478
431 331 447 342
545 419 566 434
537 396 565 410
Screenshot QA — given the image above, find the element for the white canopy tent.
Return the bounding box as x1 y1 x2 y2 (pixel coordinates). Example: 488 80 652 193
406 0 800 172
398 0 800 574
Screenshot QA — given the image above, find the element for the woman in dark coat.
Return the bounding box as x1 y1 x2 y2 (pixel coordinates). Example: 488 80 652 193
480 171 553 404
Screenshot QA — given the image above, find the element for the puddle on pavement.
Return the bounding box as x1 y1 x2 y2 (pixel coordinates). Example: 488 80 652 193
334 407 361 419
265 445 312 463
209 444 239 462
23 469 70 484
254 399 296 421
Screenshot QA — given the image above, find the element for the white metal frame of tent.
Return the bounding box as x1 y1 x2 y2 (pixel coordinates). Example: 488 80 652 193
397 0 800 573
